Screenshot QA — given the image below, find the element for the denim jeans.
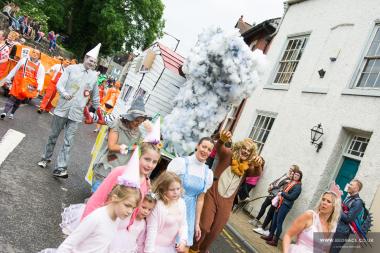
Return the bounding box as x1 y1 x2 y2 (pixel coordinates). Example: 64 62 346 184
270 204 291 238
42 115 80 170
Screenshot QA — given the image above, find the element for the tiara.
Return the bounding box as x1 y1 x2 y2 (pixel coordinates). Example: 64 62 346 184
145 191 157 200
117 177 140 189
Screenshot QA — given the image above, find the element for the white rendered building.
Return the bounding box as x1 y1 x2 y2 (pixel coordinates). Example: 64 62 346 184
233 0 380 232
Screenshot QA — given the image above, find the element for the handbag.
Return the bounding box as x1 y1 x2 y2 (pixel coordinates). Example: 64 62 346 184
271 195 279 207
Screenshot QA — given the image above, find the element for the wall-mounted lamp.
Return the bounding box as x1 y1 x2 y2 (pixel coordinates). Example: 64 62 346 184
310 123 323 152
318 69 326 78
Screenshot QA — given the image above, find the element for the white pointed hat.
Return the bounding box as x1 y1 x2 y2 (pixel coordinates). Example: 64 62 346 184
117 146 141 188
86 43 101 59
143 118 160 144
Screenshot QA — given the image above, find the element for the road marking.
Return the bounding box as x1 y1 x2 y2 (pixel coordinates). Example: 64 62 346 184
222 228 246 253
0 129 25 166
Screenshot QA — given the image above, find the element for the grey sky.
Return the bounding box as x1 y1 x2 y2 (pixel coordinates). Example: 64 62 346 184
159 0 284 56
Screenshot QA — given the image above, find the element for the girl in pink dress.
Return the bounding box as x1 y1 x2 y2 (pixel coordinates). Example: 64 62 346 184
144 172 188 253
60 143 161 235
283 190 342 253
110 192 157 253
40 164 142 253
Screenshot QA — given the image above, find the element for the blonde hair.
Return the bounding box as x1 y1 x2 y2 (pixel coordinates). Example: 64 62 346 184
152 171 182 205
232 138 257 164
314 191 341 232
141 142 161 156
108 185 141 207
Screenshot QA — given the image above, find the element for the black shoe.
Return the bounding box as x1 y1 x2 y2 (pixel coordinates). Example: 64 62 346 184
53 169 68 178
37 108 43 114
0 113 6 119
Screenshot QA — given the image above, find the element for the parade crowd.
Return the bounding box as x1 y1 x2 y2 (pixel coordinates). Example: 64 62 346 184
0 17 372 253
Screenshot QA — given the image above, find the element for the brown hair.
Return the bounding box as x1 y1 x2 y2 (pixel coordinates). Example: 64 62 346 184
292 167 303 181
152 171 182 205
197 137 213 145
108 184 141 207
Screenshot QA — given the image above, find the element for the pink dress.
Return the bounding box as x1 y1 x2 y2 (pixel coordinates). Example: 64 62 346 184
289 210 333 253
144 199 188 253
110 217 146 253
60 166 149 235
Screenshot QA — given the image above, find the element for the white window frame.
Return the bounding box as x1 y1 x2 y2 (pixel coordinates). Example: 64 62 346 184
343 134 370 161
353 25 380 89
133 87 147 99
121 85 133 102
221 105 239 131
343 22 380 97
271 34 309 86
249 111 276 154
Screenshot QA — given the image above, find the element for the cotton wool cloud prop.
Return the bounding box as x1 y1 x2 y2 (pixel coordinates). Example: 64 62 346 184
162 27 267 155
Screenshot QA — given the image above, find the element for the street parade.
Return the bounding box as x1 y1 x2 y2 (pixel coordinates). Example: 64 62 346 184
0 1 379 253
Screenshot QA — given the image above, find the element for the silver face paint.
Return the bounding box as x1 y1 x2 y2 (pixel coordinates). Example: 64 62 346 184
83 56 97 70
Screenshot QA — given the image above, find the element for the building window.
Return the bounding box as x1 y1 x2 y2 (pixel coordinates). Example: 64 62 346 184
345 135 370 158
122 85 133 102
134 87 147 99
355 26 380 88
273 35 309 84
249 114 276 154
222 106 239 131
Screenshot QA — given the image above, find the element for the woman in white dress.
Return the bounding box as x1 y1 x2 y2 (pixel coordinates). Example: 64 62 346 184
283 190 342 253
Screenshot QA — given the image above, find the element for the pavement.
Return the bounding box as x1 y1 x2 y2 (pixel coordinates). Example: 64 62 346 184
227 209 282 253
0 95 253 253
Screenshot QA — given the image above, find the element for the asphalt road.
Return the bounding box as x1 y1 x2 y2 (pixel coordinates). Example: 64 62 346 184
0 95 253 253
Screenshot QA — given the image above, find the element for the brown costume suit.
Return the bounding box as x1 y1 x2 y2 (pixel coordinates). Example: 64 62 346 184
191 139 263 252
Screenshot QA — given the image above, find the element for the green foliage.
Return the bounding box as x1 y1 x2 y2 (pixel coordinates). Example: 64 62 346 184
9 0 165 57
13 1 49 32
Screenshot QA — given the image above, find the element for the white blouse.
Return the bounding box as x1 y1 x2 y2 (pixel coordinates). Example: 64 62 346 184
167 155 213 193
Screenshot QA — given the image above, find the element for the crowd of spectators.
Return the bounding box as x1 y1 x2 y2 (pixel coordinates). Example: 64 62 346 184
1 2 58 51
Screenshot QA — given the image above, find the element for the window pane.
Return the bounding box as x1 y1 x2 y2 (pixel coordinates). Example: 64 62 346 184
357 73 369 87
356 26 380 88
250 114 276 154
274 36 308 84
367 73 378 87
362 59 376 73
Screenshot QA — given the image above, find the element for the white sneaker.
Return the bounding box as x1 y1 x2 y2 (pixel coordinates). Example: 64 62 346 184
252 227 269 236
8 114 14 119
37 159 50 168
248 218 260 227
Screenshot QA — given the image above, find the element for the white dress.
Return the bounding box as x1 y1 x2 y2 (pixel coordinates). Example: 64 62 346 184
40 206 119 253
289 210 334 253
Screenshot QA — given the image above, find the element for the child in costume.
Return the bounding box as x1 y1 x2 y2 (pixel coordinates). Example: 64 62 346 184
167 137 214 251
110 192 157 253
102 81 121 114
39 157 142 253
144 171 188 253
60 142 160 235
0 48 45 120
38 57 71 113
